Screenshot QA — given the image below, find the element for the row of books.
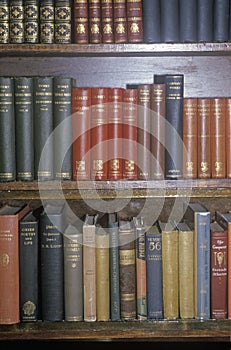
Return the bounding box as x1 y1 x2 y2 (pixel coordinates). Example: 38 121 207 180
0 201 230 324
1 1 231 44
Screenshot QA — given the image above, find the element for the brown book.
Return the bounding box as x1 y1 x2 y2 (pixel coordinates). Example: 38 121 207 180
210 221 228 319
72 87 91 181
197 97 211 179
211 98 226 178
108 87 123 180
183 97 198 179
150 83 166 180
126 0 143 43
0 204 30 325
73 0 89 44
101 0 114 43
113 0 127 43
122 88 138 180
226 98 231 178
91 87 108 180
89 0 102 43
137 84 151 180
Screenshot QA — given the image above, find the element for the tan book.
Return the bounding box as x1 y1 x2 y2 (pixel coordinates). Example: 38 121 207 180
226 98 231 178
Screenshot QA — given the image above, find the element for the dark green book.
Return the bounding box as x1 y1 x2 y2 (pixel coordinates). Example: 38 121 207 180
40 0 55 43
15 76 34 181
24 0 39 43
0 76 15 182
0 0 10 43
9 0 24 43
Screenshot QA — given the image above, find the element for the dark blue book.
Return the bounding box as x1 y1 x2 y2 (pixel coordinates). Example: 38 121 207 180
160 0 179 43
197 0 214 42
179 0 197 42
214 0 230 42
142 0 160 43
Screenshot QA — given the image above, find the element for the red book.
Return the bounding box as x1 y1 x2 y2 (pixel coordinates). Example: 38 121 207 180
89 0 102 43
91 87 108 180
122 88 138 180
226 98 231 178
126 0 143 43
101 0 114 43
72 87 91 181
0 204 30 325
73 0 89 44
108 87 123 180
113 0 127 43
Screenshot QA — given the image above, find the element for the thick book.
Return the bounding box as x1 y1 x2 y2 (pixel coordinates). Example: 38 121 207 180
9 0 24 43
160 0 179 43
73 0 89 44
89 0 102 43
197 0 214 42
142 0 160 43
226 98 231 178
179 0 197 42
113 0 127 43
101 0 114 43
54 0 72 44
145 222 163 319
0 204 30 325
0 0 9 43
126 0 143 43
183 201 211 319
40 0 55 44
14 76 34 181
213 0 230 42
210 221 228 319
40 203 66 321
24 0 39 43
63 219 84 321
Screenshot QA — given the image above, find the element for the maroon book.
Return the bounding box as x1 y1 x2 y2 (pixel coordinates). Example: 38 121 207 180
126 0 143 43
101 0 114 43
73 0 89 44
89 0 102 43
113 0 127 43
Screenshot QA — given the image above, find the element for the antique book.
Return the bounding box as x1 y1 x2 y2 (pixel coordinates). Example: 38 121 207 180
101 0 113 43
14 76 34 181
89 0 101 43
160 221 179 319
213 0 230 42
210 221 228 319
177 222 194 319
91 87 108 180
210 97 226 178
72 87 91 181
142 0 160 43
197 0 214 42
0 0 9 43
179 0 197 42
34 76 54 181
54 0 72 44
160 0 179 43
197 97 211 178
183 201 211 319
40 0 55 43
24 0 39 43
9 0 24 43
226 98 231 178
113 0 127 43
183 97 198 179
53 76 73 180
119 218 137 320
73 0 89 44
40 203 66 321
63 219 84 321
126 0 143 43
145 222 163 319
0 76 15 182
134 216 147 320
0 204 30 325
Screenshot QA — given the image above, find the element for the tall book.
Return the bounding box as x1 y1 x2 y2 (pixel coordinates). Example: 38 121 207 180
113 0 127 43
54 0 72 44
0 204 30 325
63 219 84 321
142 0 160 43
73 0 89 44
210 221 228 319
40 203 66 321
179 0 197 42
213 0 230 42
145 222 163 319
0 0 9 43
160 0 179 43
197 0 214 42
126 0 143 43
226 98 231 178
183 201 211 319
89 0 102 43
0 76 15 182
101 0 114 43
39 0 55 44
9 0 24 43
24 0 39 43
119 218 137 320
14 76 34 181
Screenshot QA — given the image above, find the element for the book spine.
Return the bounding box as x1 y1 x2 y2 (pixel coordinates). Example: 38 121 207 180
0 0 10 43
126 0 143 43
136 222 147 320
211 97 226 179
14 76 34 181
101 0 114 43
226 98 231 178
183 97 198 179
89 0 102 43
179 0 197 42
160 0 179 43
54 0 72 44
113 0 127 43
73 0 89 44
214 0 230 42
34 76 54 181
228 221 231 318
197 0 214 42
24 0 39 43
72 87 91 181
142 0 160 43
53 76 73 180
9 0 24 43
197 98 211 178
40 0 55 43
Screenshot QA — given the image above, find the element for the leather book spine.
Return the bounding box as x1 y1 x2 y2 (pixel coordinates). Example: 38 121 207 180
150 83 165 180
0 0 10 43
91 87 108 180
226 98 231 178
54 0 72 44
126 0 143 43
164 74 184 180
210 222 228 319
72 87 91 181
53 76 73 180
73 0 89 44
101 0 114 43
89 0 102 43
9 0 24 43
113 0 127 43
40 0 55 43
214 0 230 42
142 0 160 43
108 87 123 180
14 76 34 181
211 97 226 179
24 0 39 43
0 76 15 182
137 84 151 180
197 0 214 42
34 76 54 181
183 97 198 179
122 88 138 180
179 0 197 42
119 220 137 320
197 98 211 178
160 0 179 43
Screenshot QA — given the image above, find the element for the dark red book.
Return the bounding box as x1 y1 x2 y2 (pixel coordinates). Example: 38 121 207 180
101 0 114 43
226 98 231 178
126 0 143 43
113 0 127 43
73 0 89 44
89 0 102 43
72 87 91 181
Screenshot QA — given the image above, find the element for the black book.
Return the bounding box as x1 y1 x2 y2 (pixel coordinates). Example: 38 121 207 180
213 0 230 42
179 0 197 42
160 0 179 43
197 0 214 42
142 0 160 43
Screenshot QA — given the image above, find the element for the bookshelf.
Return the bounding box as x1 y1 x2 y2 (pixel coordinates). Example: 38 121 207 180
0 42 231 342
